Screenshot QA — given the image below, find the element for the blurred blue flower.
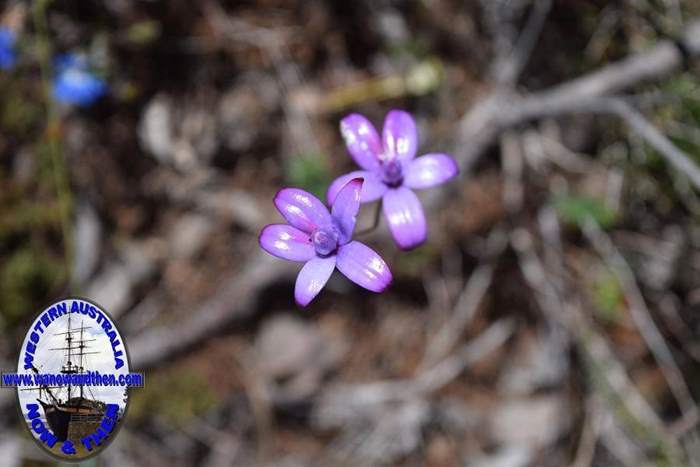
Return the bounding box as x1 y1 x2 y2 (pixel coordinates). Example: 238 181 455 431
52 53 107 106
0 28 17 70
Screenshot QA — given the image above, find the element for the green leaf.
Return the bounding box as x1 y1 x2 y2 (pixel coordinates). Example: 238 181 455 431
126 20 162 45
394 244 435 278
129 368 216 426
591 272 624 323
554 195 617 229
0 245 65 329
285 152 332 201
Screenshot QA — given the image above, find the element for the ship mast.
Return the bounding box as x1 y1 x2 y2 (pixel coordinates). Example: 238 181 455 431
50 314 98 405
66 313 72 401
79 320 85 399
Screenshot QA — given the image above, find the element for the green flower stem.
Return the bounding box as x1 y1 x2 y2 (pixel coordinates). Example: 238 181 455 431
355 200 382 237
33 0 73 283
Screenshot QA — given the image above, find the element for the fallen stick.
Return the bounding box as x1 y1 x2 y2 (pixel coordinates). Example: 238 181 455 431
454 20 700 175
128 253 297 370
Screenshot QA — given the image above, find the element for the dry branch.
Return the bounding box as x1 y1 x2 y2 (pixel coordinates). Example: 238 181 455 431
454 19 700 175
512 223 686 465
128 253 297 370
583 220 698 420
517 97 700 190
315 317 515 415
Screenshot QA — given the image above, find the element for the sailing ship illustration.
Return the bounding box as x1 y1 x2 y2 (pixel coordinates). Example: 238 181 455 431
24 314 107 442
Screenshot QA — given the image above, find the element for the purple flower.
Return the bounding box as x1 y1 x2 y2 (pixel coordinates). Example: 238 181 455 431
259 178 392 307
328 110 458 250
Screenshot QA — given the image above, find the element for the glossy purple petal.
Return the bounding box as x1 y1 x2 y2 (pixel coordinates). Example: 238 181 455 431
331 178 363 245
327 170 388 205
274 188 331 234
382 186 427 250
404 153 459 189
382 110 417 162
336 241 392 292
340 114 382 171
259 224 315 262
294 255 337 306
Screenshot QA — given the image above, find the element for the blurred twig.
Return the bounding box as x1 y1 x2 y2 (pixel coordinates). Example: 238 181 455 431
414 318 514 394
454 19 700 178
512 224 686 466
569 396 602 467
420 228 507 369
656 294 700 364
493 0 553 85
203 0 319 158
128 252 297 370
519 97 700 191
313 317 513 463
501 130 526 212
582 219 698 422
316 317 515 409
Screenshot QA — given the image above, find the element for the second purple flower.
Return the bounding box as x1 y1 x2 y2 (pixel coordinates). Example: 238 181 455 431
328 110 458 250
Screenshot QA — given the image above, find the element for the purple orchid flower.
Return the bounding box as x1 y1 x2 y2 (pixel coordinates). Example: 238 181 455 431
327 110 458 250
259 178 392 307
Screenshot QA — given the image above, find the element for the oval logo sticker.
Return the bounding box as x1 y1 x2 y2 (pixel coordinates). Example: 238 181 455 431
7 298 143 461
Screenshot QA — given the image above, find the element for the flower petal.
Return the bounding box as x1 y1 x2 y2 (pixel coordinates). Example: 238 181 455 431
330 178 363 245
336 241 392 292
274 188 331 234
294 255 337 306
259 224 315 262
53 69 107 107
382 110 417 162
0 29 17 70
404 153 459 189
340 114 382 171
327 171 388 205
382 186 427 250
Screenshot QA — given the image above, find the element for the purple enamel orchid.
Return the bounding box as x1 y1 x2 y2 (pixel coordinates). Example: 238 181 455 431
327 110 458 250
259 179 392 307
